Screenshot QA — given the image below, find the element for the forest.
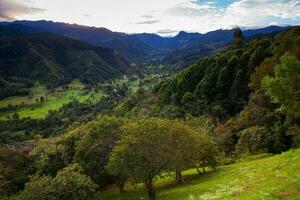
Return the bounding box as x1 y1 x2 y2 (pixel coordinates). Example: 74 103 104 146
0 21 300 200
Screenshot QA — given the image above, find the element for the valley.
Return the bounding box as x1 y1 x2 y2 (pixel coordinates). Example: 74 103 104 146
0 80 105 120
0 19 299 200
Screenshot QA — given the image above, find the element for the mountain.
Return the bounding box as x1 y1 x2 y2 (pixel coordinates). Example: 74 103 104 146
0 20 290 64
0 26 130 99
0 20 160 61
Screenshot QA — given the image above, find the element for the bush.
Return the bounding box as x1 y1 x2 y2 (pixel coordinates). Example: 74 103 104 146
12 164 97 200
236 126 274 155
0 147 33 196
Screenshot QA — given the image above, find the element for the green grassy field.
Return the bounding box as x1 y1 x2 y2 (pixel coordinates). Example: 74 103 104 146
98 148 300 200
0 80 106 120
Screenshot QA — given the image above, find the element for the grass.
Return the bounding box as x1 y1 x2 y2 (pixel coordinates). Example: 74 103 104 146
98 148 300 200
0 81 106 120
0 83 47 108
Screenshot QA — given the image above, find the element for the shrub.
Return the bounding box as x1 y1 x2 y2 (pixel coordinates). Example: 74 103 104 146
12 164 97 200
236 126 274 155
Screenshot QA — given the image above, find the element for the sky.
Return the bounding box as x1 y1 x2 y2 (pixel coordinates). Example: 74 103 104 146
0 0 300 36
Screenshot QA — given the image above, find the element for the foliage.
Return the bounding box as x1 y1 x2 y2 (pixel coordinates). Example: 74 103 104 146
0 147 33 196
75 116 127 188
12 164 97 200
107 118 217 199
155 31 274 119
236 126 274 155
262 54 300 117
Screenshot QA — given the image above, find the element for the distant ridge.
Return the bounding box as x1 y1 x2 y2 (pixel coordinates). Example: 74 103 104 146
0 20 290 62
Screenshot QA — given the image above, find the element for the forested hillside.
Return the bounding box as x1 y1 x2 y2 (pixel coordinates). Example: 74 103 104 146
153 27 300 119
0 27 130 99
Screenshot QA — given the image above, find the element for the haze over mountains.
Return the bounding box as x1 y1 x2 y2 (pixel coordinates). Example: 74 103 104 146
0 20 290 62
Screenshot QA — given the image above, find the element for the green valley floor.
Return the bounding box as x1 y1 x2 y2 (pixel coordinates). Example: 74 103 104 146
98 148 300 200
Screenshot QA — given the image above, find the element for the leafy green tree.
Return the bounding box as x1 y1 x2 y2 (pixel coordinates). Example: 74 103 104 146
13 164 97 200
236 126 274 155
0 147 33 196
75 116 127 191
51 164 97 200
163 121 198 184
193 133 218 173
10 176 54 200
107 119 172 199
107 118 218 199
30 137 66 177
262 54 300 118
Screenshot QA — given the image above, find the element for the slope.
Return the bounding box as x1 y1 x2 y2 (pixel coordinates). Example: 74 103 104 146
0 27 130 99
154 27 300 119
99 148 300 200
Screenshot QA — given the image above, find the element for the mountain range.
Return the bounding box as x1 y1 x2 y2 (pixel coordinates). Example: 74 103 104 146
0 21 290 63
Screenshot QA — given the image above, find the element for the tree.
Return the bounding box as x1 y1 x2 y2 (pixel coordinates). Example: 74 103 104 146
40 96 45 103
236 126 274 155
107 119 172 199
193 133 218 174
13 164 97 200
262 54 300 118
0 147 33 196
75 116 127 191
163 121 198 184
107 118 218 199
51 164 97 200
232 28 244 48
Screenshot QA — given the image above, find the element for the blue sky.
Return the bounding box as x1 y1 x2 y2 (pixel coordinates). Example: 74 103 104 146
0 0 300 36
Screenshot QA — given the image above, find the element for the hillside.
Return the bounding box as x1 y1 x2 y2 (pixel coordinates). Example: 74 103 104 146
99 148 300 200
150 26 300 119
0 27 130 99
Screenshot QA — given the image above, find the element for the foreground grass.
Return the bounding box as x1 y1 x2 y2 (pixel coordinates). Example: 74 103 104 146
98 148 300 200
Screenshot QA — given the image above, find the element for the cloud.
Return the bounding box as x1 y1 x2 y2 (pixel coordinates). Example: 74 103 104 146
166 0 221 17
141 15 154 19
135 20 160 25
0 0 44 21
156 29 179 36
8 0 300 35
222 0 300 28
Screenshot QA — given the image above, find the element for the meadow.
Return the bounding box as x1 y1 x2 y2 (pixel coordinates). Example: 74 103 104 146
0 80 105 120
99 149 300 200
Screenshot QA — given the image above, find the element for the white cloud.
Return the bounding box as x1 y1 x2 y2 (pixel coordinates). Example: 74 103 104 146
6 0 300 35
222 0 300 28
0 0 44 21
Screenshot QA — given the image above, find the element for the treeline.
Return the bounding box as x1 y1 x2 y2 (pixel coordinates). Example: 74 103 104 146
0 117 217 200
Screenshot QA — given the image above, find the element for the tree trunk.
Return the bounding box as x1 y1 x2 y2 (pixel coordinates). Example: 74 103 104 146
145 178 156 200
175 170 183 184
196 168 201 175
202 166 206 173
116 177 126 193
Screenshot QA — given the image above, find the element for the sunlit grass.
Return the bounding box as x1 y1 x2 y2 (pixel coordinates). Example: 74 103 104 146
97 149 300 200
0 81 106 120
